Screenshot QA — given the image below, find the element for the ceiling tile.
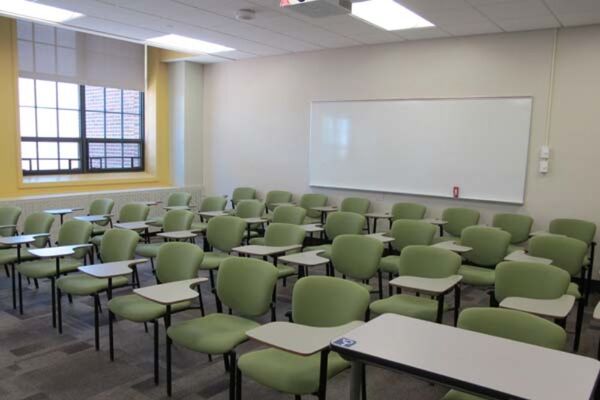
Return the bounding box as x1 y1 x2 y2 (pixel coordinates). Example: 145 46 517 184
496 15 560 31
475 0 556 20
394 27 451 40
439 20 504 35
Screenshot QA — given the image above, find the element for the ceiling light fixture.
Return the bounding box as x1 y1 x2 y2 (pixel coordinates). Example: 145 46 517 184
146 34 235 54
351 0 434 31
0 0 84 23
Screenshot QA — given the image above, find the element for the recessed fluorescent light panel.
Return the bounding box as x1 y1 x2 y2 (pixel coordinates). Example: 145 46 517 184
146 34 235 54
0 0 83 23
352 0 434 31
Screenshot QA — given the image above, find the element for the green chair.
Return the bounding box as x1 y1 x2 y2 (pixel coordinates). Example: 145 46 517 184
234 199 266 240
147 192 192 227
250 223 305 282
264 190 293 212
0 206 21 238
371 245 462 324
16 220 92 317
299 193 328 224
56 229 140 347
200 216 246 301
107 242 204 384
457 226 511 288
250 206 306 245
91 203 150 248
433 207 480 243
88 198 115 236
441 307 566 400
492 213 533 253
237 276 370 399
549 218 596 304
231 187 256 208
167 256 278 398
391 202 426 221
331 234 383 297
491 261 571 324
340 197 370 215
379 220 437 296
135 209 194 271
528 235 587 351
191 196 228 232
303 211 366 259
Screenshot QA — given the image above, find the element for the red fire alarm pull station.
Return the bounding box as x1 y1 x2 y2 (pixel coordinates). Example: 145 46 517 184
453 186 460 198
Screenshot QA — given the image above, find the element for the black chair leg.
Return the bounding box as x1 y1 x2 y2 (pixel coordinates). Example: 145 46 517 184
4 264 9 277
109 308 115 361
317 350 330 400
34 278 39 289
436 295 445 324
94 294 100 350
377 271 383 299
362 364 367 400
57 288 63 334
236 367 242 400
454 285 461 327
198 288 205 316
223 353 230 372
154 320 159 385
68 294 73 304
229 351 236 400
574 298 584 352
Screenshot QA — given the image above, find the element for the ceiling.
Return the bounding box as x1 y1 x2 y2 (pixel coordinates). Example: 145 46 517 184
19 0 600 63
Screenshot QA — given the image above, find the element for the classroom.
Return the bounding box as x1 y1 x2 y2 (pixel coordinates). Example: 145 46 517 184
1 0 600 399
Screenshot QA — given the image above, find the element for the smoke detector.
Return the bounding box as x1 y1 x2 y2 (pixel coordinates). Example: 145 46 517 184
235 9 256 21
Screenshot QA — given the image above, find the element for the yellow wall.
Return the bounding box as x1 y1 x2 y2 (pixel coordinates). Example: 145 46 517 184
0 17 171 199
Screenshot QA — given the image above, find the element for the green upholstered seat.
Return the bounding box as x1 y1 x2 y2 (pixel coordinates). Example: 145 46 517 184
492 213 533 245
135 209 194 258
168 313 260 354
0 211 54 264
190 221 207 232
370 246 461 322
332 234 383 283
255 223 305 280
231 187 256 208
441 307 567 400
0 206 21 242
494 261 570 303
340 197 370 215
567 282 581 299
388 219 436 253
147 192 192 227
200 216 246 271
191 196 228 232
303 244 332 258
303 211 365 257
457 226 511 287
201 252 232 269
264 190 293 212
110 295 191 322
390 202 426 221
233 199 263 218
379 255 400 274
270 205 306 225
17 258 83 278
57 275 129 296
299 193 327 223
88 198 114 234
457 265 495 286
238 349 348 395
528 235 587 278
439 207 480 239
549 218 596 245
94 203 149 247
238 276 370 397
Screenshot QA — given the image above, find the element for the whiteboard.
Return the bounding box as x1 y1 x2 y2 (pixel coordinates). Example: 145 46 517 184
309 97 533 204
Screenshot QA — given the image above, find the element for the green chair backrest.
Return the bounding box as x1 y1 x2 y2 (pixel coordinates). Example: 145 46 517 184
325 211 366 240
272 206 306 225
389 219 436 252
442 207 480 237
207 216 246 253
391 202 426 221
217 257 278 317
100 229 140 263
457 307 566 350
495 261 570 302
461 226 511 267
234 199 264 218
549 218 596 246
119 203 150 222
162 209 194 232
23 212 54 248
0 206 21 236
263 223 305 247
200 196 227 212
232 187 256 206
299 193 327 219
528 235 587 277
156 242 204 284
492 213 533 244
89 198 114 227
331 234 383 280
340 197 370 215
265 190 293 211
292 276 370 327
57 220 93 259
398 245 461 278
167 192 192 207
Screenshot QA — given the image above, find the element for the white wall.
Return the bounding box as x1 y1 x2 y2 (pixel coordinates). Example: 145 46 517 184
201 26 600 248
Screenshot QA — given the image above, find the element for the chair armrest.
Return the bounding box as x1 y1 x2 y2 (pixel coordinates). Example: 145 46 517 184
284 310 293 322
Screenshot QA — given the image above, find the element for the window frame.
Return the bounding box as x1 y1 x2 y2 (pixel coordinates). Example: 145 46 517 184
20 79 145 176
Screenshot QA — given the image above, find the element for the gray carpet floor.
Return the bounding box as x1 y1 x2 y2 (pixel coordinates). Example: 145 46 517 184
1 256 599 400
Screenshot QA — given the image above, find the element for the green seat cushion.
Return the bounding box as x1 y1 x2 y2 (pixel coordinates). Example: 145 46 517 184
432 235 458 244
92 226 108 236
136 243 162 258
355 281 376 293
584 255 591 267
0 248 38 264
168 313 259 354
303 216 321 225
458 265 495 286
507 243 526 254
277 264 296 279
249 237 265 245
16 258 83 279
146 217 163 228
108 294 190 323
57 274 129 296
243 230 261 238
191 222 207 232
567 282 581 299
441 390 484 400
239 348 348 395
303 244 331 259
91 235 103 247
370 294 447 321
379 255 401 274
200 252 232 270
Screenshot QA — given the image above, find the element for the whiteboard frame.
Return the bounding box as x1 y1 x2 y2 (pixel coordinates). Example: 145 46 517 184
308 95 534 205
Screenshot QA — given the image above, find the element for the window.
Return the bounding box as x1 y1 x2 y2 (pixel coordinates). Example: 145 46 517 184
19 78 144 175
